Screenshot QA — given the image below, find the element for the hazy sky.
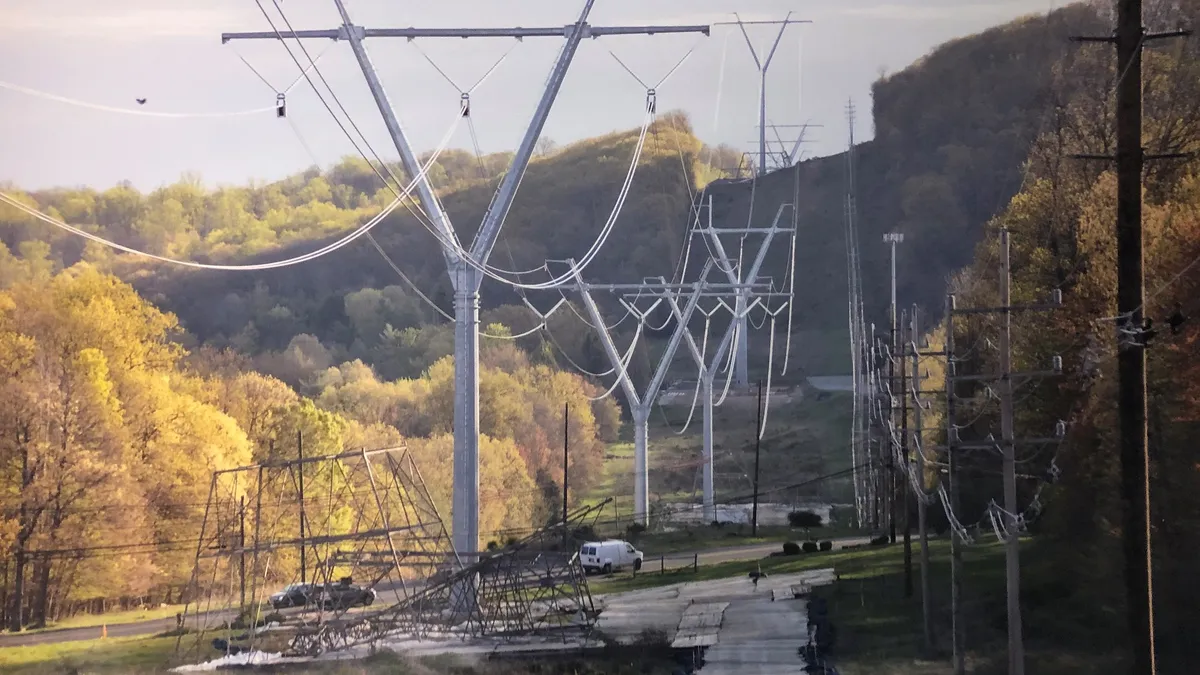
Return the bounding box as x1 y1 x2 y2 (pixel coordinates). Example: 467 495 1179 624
0 0 1054 191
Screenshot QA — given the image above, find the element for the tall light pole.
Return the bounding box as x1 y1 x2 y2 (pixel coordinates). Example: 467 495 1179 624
883 232 904 543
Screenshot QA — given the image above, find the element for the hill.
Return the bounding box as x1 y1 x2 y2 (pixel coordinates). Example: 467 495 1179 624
706 3 1110 376
1 6 1111 381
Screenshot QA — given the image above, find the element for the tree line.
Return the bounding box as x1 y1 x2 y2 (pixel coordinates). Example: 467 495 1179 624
919 1 1200 666
0 264 618 630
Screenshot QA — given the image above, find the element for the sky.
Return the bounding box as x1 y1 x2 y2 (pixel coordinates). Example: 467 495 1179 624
0 0 1055 191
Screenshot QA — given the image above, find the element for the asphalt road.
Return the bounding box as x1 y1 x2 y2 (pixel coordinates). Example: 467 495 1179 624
0 537 870 647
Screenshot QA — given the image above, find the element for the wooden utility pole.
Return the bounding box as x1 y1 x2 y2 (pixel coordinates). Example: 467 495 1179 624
1116 2 1154 672
563 402 570 544
912 306 933 653
946 293 965 675
752 380 763 537
239 496 246 611
943 230 1062 675
298 429 306 586
900 309 913 599
998 229 1025 675
1071 5 1190 669
884 233 904 545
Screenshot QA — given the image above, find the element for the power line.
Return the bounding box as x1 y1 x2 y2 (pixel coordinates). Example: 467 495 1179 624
0 79 275 118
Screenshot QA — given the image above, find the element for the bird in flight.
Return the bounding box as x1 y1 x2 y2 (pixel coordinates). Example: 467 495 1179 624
135 98 147 105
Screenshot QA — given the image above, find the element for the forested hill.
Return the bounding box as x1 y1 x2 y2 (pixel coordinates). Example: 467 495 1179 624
708 2 1107 340
1 113 722 380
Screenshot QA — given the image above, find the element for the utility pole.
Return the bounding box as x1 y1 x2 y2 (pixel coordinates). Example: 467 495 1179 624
884 232 904 544
900 309 912 599
945 293 965 675
297 429 306 585
222 0 709 564
1070 8 1189 670
752 380 763 537
239 496 246 612
945 229 1063 675
563 402 569 540
998 229 1024 675
911 306 933 653
870 322 881 532
1114 5 1154 668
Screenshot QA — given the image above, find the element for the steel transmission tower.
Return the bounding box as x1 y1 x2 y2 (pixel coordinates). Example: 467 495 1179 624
676 200 795 522
221 1 709 559
719 13 809 389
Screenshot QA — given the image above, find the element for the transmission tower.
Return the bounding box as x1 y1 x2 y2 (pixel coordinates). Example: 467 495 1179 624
674 200 795 522
221 0 709 560
721 14 811 177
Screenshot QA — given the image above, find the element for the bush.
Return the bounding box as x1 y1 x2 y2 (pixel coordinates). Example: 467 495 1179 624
818 540 833 552
801 541 819 554
788 510 823 528
870 535 889 546
626 522 647 541
782 541 801 555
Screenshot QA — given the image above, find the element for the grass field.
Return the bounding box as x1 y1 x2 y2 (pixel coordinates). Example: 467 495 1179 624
10 604 188 636
591 538 1128 674
632 523 863 556
582 389 856 526
0 635 180 674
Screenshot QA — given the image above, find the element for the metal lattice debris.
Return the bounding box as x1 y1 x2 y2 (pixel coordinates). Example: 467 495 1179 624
176 448 607 664
176 446 459 661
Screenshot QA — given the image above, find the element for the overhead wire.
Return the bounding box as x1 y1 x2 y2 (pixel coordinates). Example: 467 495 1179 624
0 80 276 118
0 115 461 270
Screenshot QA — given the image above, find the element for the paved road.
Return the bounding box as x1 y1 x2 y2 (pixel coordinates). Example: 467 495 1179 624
0 537 869 647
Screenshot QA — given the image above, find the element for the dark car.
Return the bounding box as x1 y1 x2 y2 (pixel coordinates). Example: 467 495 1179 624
316 579 376 610
269 583 317 609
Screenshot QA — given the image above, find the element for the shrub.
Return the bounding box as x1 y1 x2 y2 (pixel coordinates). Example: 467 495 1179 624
626 522 647 540
818 540 833 552
782 541 801 555
870 535 889 546
572 525 598 542
801 541 819 554
788 510 823 528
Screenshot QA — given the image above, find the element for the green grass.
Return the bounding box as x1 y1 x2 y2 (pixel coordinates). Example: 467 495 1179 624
632 523 866 555
590 537 1127 674
590 539 900 595
581 391 857 531
12 604 189 635
0 635 179 674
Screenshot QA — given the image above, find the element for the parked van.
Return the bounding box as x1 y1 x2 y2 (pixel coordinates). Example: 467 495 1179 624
579 540 643 575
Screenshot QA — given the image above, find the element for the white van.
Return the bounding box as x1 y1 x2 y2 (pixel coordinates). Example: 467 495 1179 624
579 540 643 575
